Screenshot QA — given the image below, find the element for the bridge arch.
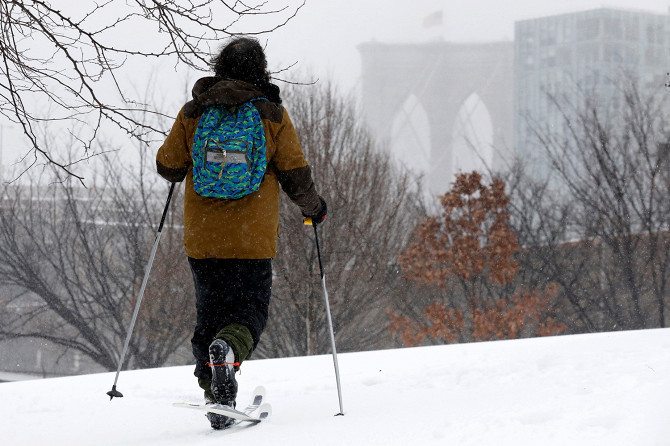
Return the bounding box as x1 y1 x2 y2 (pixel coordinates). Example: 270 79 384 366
358 41 513 195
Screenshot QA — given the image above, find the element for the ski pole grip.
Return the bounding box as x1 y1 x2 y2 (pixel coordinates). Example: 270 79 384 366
303 217 313 226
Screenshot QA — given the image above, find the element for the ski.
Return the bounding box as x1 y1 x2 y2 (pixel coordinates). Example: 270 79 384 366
173 385 271 424
174 401 271 423
240 385 266 417
243 403 271 423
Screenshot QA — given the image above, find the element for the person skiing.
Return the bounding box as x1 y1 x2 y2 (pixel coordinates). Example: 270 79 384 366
156 36 327 429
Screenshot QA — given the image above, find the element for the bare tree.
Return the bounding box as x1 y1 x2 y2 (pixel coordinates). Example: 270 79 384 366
0 145 193 371
513 78 670 331
0 0 304 181
254 81 427 358
503 165 602 333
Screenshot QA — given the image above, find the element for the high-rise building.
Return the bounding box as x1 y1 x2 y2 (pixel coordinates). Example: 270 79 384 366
514 8 670 179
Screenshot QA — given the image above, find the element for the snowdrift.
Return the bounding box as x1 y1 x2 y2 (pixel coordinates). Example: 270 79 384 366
1 329 668 445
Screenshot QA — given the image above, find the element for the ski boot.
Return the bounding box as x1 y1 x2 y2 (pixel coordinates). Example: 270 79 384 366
205 393 235 430
206 339 238 429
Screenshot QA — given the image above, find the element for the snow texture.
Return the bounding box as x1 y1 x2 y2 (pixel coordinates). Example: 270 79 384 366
0 328 668 445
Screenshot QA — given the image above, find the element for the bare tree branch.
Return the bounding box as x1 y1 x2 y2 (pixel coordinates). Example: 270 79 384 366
0 0 305 182
513 76 670 332
0 142 194 371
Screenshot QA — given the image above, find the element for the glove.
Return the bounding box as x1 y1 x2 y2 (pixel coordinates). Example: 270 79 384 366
303 196 327 225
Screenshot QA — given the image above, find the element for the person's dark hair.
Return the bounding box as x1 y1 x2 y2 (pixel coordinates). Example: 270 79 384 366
211 37 270 86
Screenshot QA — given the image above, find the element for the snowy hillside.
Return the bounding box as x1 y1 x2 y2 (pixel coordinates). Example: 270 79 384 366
1 329 668 445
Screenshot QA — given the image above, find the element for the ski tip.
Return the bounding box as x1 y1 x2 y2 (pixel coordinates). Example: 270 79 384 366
249 385 266 405
257 403 272 420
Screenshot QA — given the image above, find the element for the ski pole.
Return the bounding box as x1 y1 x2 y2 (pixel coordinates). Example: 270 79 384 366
107 182 176 400
304 217 344 416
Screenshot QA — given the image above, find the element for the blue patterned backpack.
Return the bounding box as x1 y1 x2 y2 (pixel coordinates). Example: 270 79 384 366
192 98 267 199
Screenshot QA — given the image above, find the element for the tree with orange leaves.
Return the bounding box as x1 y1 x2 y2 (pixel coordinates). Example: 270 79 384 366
389 172 565 346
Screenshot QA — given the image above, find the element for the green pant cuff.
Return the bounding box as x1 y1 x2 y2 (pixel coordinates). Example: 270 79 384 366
215 323 254 365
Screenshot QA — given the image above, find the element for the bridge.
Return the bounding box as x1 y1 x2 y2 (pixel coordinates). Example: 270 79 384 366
358 41 514 195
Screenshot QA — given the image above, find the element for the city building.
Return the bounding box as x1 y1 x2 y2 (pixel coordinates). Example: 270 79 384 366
514 8 670 180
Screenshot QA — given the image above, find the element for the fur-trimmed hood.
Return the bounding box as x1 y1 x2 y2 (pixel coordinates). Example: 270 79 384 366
184 77 281 118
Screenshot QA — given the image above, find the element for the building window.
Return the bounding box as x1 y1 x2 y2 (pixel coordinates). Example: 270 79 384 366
577 18 600 40
603 17 623 39
577 43 600 65
604 43 623 63
557 47 573 65
625 47 639 64
645 46 661 65
646 23 664 44
523 54 534 68
540 25 557 46
540 47 557 68
623 17 639 41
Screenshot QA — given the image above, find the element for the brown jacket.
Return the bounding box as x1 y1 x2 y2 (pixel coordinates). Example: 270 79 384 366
156 77 321 259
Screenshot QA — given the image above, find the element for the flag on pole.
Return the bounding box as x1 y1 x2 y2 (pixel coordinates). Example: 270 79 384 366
423 10 443 28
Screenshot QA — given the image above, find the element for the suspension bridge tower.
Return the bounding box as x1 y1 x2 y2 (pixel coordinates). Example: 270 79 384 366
358 41 514 195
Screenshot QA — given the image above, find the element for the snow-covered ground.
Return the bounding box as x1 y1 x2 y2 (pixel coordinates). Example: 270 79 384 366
1 328 668 445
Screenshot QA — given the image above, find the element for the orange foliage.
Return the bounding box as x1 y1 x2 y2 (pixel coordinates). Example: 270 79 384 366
398 172 519 287
469 284 566 341
390 172 566 346
388 284 565 346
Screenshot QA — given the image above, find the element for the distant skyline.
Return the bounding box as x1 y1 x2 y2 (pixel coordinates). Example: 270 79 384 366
266 0 670 91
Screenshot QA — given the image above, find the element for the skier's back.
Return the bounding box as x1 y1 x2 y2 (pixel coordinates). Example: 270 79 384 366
156 36 327 429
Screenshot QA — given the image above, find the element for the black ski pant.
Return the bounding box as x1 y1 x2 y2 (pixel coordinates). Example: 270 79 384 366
188 257 272 382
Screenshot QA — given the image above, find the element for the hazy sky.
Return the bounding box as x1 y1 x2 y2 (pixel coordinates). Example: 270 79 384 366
1 0 669 171
266 0 670 91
